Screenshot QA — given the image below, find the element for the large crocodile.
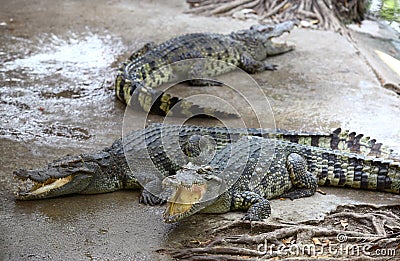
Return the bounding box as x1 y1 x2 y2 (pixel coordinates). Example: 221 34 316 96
163 136 400 223
115 21 296 117
14 124 397 203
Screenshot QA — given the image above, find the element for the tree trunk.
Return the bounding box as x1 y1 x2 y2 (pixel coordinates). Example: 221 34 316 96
186 0 366 32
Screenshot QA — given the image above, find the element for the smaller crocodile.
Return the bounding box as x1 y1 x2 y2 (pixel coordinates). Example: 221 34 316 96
115 21 296 117
163 136 400 223
13 124 397 202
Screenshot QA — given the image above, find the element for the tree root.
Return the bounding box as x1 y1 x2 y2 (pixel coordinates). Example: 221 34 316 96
161 205 400 260
185 0 366 33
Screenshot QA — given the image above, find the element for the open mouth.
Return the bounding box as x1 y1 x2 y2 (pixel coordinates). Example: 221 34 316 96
164 183 207 223
15 174 74 199
272 38 295 47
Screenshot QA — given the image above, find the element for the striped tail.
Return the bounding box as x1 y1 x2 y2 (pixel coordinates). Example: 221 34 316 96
264 128 398 161
134 87 238 118
307 147 400 194
115 68 237 118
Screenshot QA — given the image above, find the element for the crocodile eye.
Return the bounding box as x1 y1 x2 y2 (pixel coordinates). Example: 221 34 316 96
260 27 273 33
251 25 273 33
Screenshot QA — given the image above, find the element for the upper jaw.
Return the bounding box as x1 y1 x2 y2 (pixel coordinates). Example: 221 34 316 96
13 154 99 200
251 20 298 40
15 176 72 200
14 168 92 200
162 168 226 223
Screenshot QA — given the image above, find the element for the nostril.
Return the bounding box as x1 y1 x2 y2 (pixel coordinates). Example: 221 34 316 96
13 169 29 178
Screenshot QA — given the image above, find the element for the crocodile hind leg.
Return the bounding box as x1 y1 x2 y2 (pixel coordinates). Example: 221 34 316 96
231 191 272 221
139 182 166 205
187 59 235 86
239 52 278 73
280 153 318 200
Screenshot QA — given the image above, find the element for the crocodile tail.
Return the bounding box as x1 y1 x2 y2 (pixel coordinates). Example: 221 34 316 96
272 128 398 161
329 128 398 160
115 59 140 105
115 69 237 118
134 87 238 118
115 67 128 103
114 69 144 109
115 42 157 104
313 149 400 194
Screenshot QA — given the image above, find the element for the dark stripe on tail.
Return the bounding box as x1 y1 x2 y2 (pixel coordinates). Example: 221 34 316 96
139 88 238 118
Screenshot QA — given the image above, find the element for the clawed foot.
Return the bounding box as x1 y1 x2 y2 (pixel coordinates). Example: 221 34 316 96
264 63 278 71
242 213 262 221
139 189 166 205
280 187 316 201
188 79 223 86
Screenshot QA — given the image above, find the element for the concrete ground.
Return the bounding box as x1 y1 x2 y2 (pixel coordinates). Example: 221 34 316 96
0 0 399 260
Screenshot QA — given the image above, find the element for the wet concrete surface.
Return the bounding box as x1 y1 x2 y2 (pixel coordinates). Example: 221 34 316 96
1 0 400 260
348 20 400 94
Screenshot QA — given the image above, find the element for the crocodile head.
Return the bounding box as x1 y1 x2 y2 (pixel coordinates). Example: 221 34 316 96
14 154 98 200
163 163 227 223
232 20 297 59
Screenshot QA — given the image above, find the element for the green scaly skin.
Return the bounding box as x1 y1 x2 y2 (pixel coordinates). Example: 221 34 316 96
163 136 400 223
114 21 297 117
14 124 398 203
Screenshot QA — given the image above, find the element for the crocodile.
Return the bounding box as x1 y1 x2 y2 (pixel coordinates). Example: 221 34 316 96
115 21 296 117
14 124 397 202
163 136 400 223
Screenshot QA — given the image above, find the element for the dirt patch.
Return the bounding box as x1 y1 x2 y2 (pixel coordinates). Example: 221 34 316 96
161 204 400 260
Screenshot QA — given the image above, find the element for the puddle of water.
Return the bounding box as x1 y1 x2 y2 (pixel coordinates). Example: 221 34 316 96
6 35 108 75
1 32 123 80
0 31 125 147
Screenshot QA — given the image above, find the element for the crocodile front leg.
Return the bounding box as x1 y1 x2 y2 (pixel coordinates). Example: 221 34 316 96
231 191 272 221
139 179 167 205
239 52 278 73
187 59 234 86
